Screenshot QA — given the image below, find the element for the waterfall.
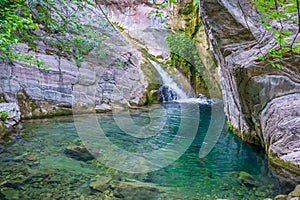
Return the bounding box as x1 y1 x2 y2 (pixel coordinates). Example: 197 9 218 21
149 59 188 102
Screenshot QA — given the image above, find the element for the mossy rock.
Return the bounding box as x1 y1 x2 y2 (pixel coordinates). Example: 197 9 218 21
289 185 300 197
238 171 257 187
268 154 300 176
147 90 160 104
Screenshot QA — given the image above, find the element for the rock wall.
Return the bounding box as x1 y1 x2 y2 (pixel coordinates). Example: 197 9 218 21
198 0 300 172
0 6 155 119
167 0 222 98
98 0 169 59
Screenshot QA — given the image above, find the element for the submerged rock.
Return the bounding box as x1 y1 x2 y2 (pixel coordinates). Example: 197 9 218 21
64 146 94 162
89 176 112 192
111 179 160 200
238 171 256 187
89 177 163 200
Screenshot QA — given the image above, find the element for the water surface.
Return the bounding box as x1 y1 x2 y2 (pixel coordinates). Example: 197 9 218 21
0 102 294 199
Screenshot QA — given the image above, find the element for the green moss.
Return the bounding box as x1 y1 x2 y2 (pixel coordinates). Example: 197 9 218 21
28 109 73 120
268 154 300 175
139 57 162 92
227 121 260 145
147 92 154 105
181 4 194 16
112 22 124 32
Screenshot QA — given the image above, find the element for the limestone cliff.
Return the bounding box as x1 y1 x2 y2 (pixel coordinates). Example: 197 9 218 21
198 0 300 172
0 5 158 119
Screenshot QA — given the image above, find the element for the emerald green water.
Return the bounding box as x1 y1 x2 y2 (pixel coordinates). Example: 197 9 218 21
0 103 294 199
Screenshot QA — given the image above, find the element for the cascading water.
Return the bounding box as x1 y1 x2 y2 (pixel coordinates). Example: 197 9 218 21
149 59 188 102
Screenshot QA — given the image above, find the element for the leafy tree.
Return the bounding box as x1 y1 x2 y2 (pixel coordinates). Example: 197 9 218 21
0 0 107 68
253 0 300 68
0 0 44 67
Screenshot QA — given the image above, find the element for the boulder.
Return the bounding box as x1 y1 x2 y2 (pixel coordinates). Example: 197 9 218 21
95 104 112 113
111 179 160 200
0 103 20 128
64 146 94 162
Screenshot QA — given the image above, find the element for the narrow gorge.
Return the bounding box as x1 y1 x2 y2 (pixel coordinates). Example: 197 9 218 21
0 0 299 199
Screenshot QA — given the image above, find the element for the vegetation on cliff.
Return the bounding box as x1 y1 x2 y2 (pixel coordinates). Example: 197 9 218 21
253 0 300 68
0 0 107 68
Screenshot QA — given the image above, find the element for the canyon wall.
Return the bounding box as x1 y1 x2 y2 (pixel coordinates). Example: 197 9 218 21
198 0 300 172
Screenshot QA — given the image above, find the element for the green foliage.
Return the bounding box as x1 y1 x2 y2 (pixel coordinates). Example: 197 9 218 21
253 0 300 68
166 32 202 73
151 0 177 18
0 0 107 68
0 111 9 121
0 0 47 68
166 32 206 92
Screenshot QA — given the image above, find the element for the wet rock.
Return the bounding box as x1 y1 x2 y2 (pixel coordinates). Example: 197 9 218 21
238 171 256 187
198 0 300 171
289 185 300 198
64 146 94 162
275 195 288 200
112 179 160 200
1 187 19 200
89 176 112 192
95 104 112 113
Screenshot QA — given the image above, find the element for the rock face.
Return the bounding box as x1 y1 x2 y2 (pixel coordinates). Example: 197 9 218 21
0 103 20 128
198 0 300 171
0 103 21 143
0 5 157 119
99 0 169 59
